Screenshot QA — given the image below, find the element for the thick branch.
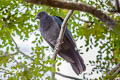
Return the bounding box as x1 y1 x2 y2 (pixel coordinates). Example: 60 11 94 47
24 0 118 29
51 10 74 80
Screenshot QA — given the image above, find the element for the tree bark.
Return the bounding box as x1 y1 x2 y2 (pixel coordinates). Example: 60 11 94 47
24 0 118 29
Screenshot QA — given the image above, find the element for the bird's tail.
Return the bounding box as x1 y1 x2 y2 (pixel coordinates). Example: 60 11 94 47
59 50 86 75
70 53 86 75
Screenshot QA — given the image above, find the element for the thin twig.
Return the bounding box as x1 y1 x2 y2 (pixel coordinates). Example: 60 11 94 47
107 63 120 75
0 68 13 74
73 16 94 23
11 56 37 79
0 52 18 57
51 10 74 80
4 25 19 49
3 24 45 67
106 62 120 80
18 50 34 61
56 72 82 80
73 15 94 28
4 25 33 61
79 19 94 23
110 67 120 80
5 26 34 61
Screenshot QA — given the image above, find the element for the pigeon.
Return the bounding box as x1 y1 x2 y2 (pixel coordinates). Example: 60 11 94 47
35 11 86 75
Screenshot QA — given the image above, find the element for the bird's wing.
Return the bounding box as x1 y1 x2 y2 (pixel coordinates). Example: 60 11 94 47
52 16 86 74
52 16 76 48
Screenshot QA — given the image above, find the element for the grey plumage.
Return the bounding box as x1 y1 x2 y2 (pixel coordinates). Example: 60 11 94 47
35 11 86 75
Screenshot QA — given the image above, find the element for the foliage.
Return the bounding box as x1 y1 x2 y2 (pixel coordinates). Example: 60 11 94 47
0 0 120 79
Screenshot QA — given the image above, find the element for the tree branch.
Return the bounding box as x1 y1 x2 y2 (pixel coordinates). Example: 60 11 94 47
1 21 82 80
10 56 37 79
56 72 82 80
0 52 18 57
0 68 13 75
73 16 94 23
107 63 120 75
3 24 46 67
72 15 94 28
24 0 118 29
3 25 84 80
106 62 120 80
110 0 120 13
4 26 34 60
111 67 120 80
115 0 120 12
51 10 74 80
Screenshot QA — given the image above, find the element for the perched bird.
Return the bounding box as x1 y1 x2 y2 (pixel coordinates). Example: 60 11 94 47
35 11 86 75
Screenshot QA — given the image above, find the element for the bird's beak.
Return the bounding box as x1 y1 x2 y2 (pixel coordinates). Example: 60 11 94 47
35 16 39 21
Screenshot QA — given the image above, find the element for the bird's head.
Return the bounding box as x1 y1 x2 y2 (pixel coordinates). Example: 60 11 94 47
35 11 48 20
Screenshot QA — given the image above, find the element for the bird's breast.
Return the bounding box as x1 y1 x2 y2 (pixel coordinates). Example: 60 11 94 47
40 22 60 46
